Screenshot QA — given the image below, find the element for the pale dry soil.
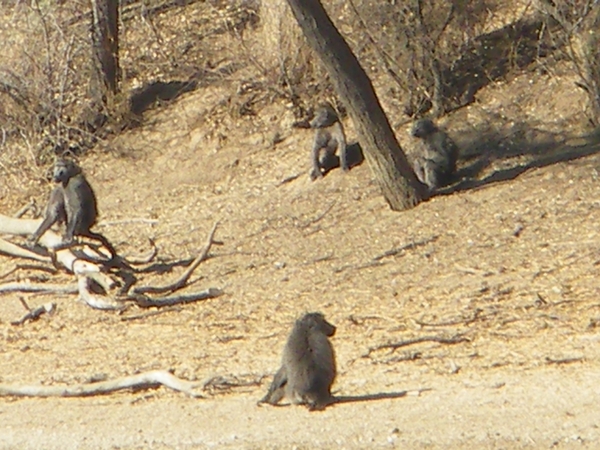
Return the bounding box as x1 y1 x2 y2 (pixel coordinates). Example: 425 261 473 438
2 78 600 449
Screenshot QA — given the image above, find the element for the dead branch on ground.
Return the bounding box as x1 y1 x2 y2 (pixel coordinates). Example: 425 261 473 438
0 264 57 280
415 308 487 327
334 236 438 273
297 202 336 229
11 299 56 326
0 213 224 311
366 334 470 357
0 370 263 398
545 356 584 365
278 173 301 185
0 281 79 295
372 236 438 261
0 237 51 262
0 370 205 398
334 260 386 273
120 238 158 264
133 221 219 295
129 287 224 308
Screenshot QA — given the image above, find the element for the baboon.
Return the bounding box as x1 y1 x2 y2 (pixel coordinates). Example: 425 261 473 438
309 102 348 180
259 312 337 411
29 158 116 259
411 118 459 191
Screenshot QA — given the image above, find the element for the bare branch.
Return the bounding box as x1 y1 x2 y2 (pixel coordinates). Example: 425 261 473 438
0 238 51 263
0 370 205 398
130 287 224 308
77 275 125 311
366 334 469 356
134 222 220 295
0 282 78 295
11 302 56 326
123 238 158 265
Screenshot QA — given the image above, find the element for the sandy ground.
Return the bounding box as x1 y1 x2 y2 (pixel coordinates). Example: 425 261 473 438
1 96 600 447
1 2 600 449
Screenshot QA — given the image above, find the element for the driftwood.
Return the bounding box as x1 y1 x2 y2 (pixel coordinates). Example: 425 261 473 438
0 213 223 311
0 370 205 398
0 238 50 262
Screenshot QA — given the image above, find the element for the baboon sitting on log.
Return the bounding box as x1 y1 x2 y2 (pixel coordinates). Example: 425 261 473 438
29 158 116 259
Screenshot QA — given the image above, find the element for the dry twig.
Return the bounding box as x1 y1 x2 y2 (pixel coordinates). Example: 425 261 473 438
11 299 56 326
279 173 301 185
545 356 584 365
297 202 336 229
366 334 469 356
373 236 438 261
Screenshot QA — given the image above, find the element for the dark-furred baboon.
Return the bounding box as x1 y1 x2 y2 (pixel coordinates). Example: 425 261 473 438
411 118 459 191
309 102 348 180
259 312 337 411
29 158 116 258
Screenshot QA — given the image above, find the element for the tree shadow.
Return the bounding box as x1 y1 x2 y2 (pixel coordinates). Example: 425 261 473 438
130 79 199 116
128 62 241 118
320 119 600 196
432 120 600 196
441 18 552 112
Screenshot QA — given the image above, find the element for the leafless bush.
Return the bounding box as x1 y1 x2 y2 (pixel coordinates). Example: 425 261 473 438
347 0 547 118
0 0 263 164
0 1 95 162
536 0 600 125
253 0 548 119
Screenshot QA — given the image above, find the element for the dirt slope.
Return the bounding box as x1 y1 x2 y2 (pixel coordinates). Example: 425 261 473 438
1 75 600 448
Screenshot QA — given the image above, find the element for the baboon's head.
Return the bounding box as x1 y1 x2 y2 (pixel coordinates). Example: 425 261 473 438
411 118 437 139
310 102 338 129
302 312 336 337
52 159 80 184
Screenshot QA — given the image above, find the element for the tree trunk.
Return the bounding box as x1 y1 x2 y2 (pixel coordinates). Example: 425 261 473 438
285 0 427 211
580 6 600 125
89 0 120 121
